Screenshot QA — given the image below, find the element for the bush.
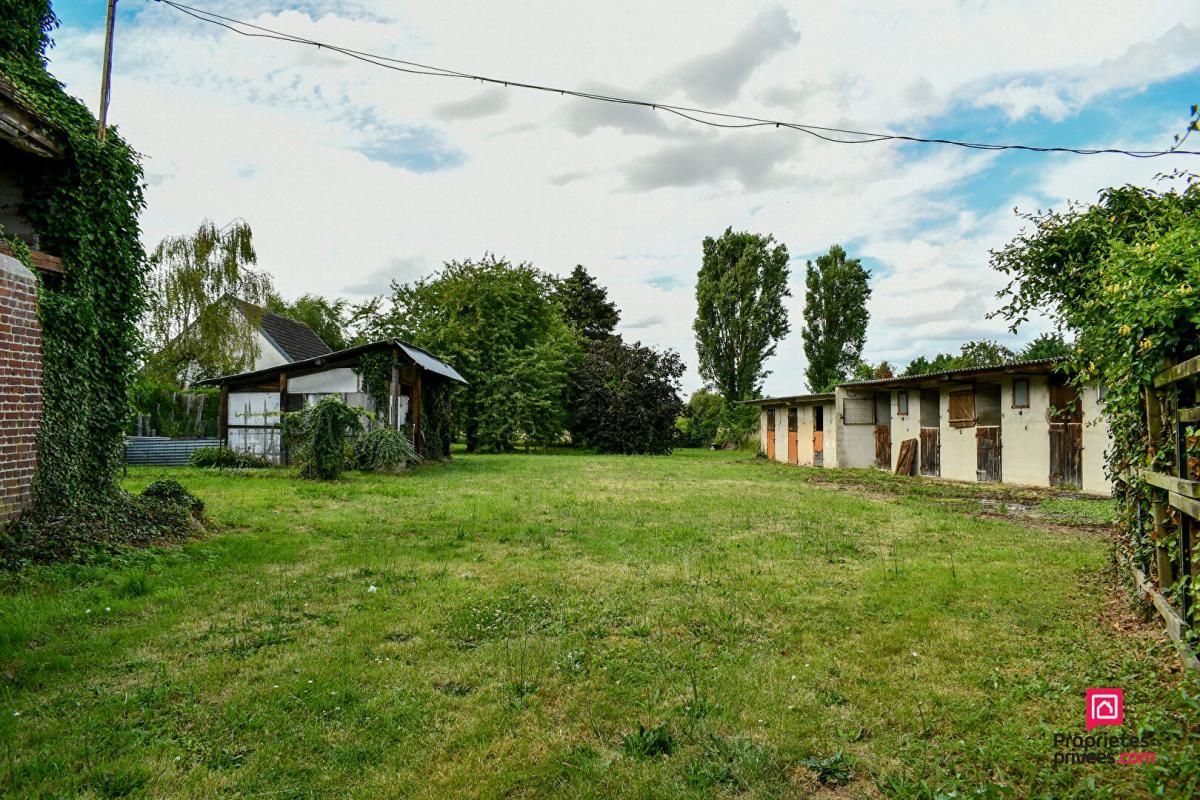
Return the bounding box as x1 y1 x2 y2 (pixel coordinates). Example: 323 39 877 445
0 486 206 569
189 447 270 469
282 396 364 480
354 427 419 473
141 479 205 519
676 389 724 448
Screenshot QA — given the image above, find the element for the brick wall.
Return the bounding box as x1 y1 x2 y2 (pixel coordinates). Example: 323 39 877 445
0 253 42 525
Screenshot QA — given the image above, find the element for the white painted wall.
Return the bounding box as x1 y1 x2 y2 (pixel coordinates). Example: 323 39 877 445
820 401 836 467
999 376 1051 488
834 389 877 468
939 384 979 482
250 329 290 372
1081 384 1112 495
774 412 788 463
227 391 282 462
290 367 359 394
759 408 768 454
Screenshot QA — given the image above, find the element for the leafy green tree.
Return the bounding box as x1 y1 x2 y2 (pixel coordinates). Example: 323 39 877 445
143 219 271 383
850 360 894 382
902 353 962 376
359 254 578 452
694 228 791 404
957 340 1015 368
556 265 620 341
802 245 872 392
571 337 684 454
1020 331 1072 361
676 388 724 448
268 292 349 350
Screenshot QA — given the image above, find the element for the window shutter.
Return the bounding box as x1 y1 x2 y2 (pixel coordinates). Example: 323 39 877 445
949 390 976 427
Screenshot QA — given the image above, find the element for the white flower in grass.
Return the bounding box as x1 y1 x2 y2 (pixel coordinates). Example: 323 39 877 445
910 651 919 658
104 607 111 612
368 585 378 593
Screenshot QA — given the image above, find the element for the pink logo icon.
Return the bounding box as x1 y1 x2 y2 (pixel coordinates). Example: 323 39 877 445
1086 688 1123 731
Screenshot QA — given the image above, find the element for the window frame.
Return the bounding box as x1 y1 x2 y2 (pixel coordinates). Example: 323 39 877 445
948 389 976 428
896 390 909 416
1011 378 1030 409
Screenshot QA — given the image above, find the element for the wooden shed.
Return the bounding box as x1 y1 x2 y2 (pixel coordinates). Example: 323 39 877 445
200 339 466 463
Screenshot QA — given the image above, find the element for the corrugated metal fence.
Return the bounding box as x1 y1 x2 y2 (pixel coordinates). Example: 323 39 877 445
124 437 222 466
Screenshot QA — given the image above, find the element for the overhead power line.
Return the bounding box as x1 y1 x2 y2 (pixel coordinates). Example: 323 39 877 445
155 0 1200 158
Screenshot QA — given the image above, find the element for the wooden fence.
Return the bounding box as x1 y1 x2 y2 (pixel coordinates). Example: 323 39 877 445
1134 354 1199 669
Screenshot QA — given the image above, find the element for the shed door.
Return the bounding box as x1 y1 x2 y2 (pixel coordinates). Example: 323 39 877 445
787 408 798 465
920 428 940 477
813 406 824 466
766 409 776 460
976 426 1002 482
874 425 891 469
1049 381 1083 487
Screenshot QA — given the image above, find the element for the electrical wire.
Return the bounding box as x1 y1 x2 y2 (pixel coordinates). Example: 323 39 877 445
154 0 1200 158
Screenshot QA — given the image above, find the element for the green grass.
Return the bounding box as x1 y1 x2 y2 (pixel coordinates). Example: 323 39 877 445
0 450 1189 798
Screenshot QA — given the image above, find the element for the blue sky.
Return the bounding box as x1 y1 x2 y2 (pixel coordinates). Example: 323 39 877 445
43 1 1200 393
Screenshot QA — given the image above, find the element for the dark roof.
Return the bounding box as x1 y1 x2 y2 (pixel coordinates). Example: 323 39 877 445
838 357 1068 390
198 338 467 387
741 392 834 407
0 73 65 159
238 301 333 362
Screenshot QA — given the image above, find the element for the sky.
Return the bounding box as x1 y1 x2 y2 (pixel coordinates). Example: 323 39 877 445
45 0 1200 395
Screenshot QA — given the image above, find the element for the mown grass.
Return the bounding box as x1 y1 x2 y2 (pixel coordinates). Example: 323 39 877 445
0 450 1192 798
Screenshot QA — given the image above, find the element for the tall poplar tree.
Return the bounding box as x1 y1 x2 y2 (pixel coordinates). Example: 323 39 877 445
802 245 871 392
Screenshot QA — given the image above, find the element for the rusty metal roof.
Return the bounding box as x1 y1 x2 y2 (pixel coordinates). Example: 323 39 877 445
741 392 834 407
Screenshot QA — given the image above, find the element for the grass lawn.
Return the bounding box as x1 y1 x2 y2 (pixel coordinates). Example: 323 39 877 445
1 450 1194 798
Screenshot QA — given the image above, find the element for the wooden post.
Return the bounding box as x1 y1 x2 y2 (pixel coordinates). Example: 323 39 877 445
278 372 289 465
1145 382 1174 589
218 384 229 445
412 372 423 456
389 353 400 430
98 0 117 142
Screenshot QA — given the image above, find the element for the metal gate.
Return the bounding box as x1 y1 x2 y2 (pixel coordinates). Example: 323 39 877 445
920 427 940 476
976 426 1002 482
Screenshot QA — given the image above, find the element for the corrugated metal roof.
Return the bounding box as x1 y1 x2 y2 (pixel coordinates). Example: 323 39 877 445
397 341 467 384
839 357 1067 388
198 338 467 387
741 392 834 407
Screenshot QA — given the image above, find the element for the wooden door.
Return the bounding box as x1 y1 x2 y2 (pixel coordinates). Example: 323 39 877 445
787 408 798 465
874 425 891 468
920 427 940 476
976 426 1002 482
1049 381 1082 487
766 409 776 460
813 406 824 466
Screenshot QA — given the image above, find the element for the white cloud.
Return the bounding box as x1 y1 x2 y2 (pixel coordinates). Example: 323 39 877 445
43 0 1200 397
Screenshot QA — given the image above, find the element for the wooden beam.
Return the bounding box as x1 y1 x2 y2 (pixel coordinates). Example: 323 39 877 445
412 372 423 455
1180 406 1200 424
218 385 228 444
0 242 64 274
1145 383 1175 589
1141 470 1200 498
278 372 289 466
1168 491 1200 520
1154 355 1200 388
1126 556 1200 671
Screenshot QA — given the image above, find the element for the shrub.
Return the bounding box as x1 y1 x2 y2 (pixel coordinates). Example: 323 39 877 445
189 447 270 469
282 396 364 480
354 428 419 473
141 479 205 519
620 723 676 758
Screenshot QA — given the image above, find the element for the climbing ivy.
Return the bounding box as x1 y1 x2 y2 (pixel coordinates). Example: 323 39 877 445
0 4 201 564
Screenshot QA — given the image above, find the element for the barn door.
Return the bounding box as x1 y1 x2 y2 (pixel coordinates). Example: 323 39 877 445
874 425 891 469
920 428 940 477
976 426 1002 482
1049 381 1083 486
787 408 798 465
813 406 824 466
766 409 776 461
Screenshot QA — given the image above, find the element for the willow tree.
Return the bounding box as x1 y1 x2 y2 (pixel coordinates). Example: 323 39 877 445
143 219 272 383
693 228 791 404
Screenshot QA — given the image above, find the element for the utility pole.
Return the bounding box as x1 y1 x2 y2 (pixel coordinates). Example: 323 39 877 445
98 0 117 142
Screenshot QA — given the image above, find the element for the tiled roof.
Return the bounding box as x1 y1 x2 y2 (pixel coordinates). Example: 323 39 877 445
238 301 333 362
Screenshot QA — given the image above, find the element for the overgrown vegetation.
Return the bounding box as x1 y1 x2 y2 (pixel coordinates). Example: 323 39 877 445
189 446 271 469
282 395 364 480
0 2 203 566
354 427 419 472
0 451 1191 797
990 178 1200 634
128 381 219 437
